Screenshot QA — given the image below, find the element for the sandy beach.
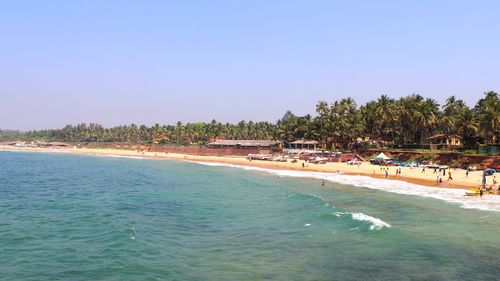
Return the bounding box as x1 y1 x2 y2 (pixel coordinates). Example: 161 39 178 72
1 145 494 192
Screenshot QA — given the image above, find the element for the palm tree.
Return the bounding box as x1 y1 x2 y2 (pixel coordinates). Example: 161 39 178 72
360 101 378 140
315 101 331 148
417 98 440 143
397 94 425 144
456 108 480 149
329 98 361 149
16 91 497 152
374 95 397 142
475 91 499 144
440 96 468 136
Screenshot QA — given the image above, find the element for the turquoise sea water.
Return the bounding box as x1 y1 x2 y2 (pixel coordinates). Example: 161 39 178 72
1 151 499 280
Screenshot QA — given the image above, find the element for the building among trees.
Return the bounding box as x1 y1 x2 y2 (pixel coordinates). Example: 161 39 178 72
288 140 319 150
207 140 280 149
428 134 463 150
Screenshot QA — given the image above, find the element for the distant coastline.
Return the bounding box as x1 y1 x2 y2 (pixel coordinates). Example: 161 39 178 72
0 145 489 191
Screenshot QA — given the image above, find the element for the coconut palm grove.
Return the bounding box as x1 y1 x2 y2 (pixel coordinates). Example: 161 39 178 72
1 91 498 151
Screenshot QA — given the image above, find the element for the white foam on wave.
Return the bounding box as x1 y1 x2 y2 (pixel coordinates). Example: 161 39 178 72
96 154 146 160
333 211 390 230
333 211 345 217
351 212 391 230
193 161 500 212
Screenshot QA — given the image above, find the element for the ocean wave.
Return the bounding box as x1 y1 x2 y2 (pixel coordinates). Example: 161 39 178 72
193 161 500 212
96 154 146 160
332 211 390 230
351 212 391 230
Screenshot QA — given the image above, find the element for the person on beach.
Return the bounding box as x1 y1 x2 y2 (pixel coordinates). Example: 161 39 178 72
482 176 487 188
422 167 425 173
385 170 388 178
448 171 453 181
433 168 437 174
436 176 440 184
493 176 497 185
302 162 305 168
399 167 402 175
465 170 469 178
442 169 446 176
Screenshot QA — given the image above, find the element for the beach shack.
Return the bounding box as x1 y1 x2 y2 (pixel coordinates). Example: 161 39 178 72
47 142 70 148
428 134 463 150
289 140 319 150
207 140 281 153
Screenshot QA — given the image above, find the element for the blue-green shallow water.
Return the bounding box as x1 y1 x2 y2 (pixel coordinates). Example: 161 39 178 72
1 151 499 281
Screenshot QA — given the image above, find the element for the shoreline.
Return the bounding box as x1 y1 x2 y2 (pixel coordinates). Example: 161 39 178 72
0 145 490 191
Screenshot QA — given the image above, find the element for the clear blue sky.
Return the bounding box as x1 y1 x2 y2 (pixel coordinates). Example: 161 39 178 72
1 0 499 130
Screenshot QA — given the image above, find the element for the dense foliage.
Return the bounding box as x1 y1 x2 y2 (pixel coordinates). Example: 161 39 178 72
2 92 498 149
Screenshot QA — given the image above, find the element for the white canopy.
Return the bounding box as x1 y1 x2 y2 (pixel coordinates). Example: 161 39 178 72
373 152 391 160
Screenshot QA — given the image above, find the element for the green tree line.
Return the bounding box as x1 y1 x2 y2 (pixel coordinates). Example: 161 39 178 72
3 91 498 149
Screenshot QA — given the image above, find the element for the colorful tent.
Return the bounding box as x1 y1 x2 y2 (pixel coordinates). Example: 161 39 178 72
373 152 391 160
